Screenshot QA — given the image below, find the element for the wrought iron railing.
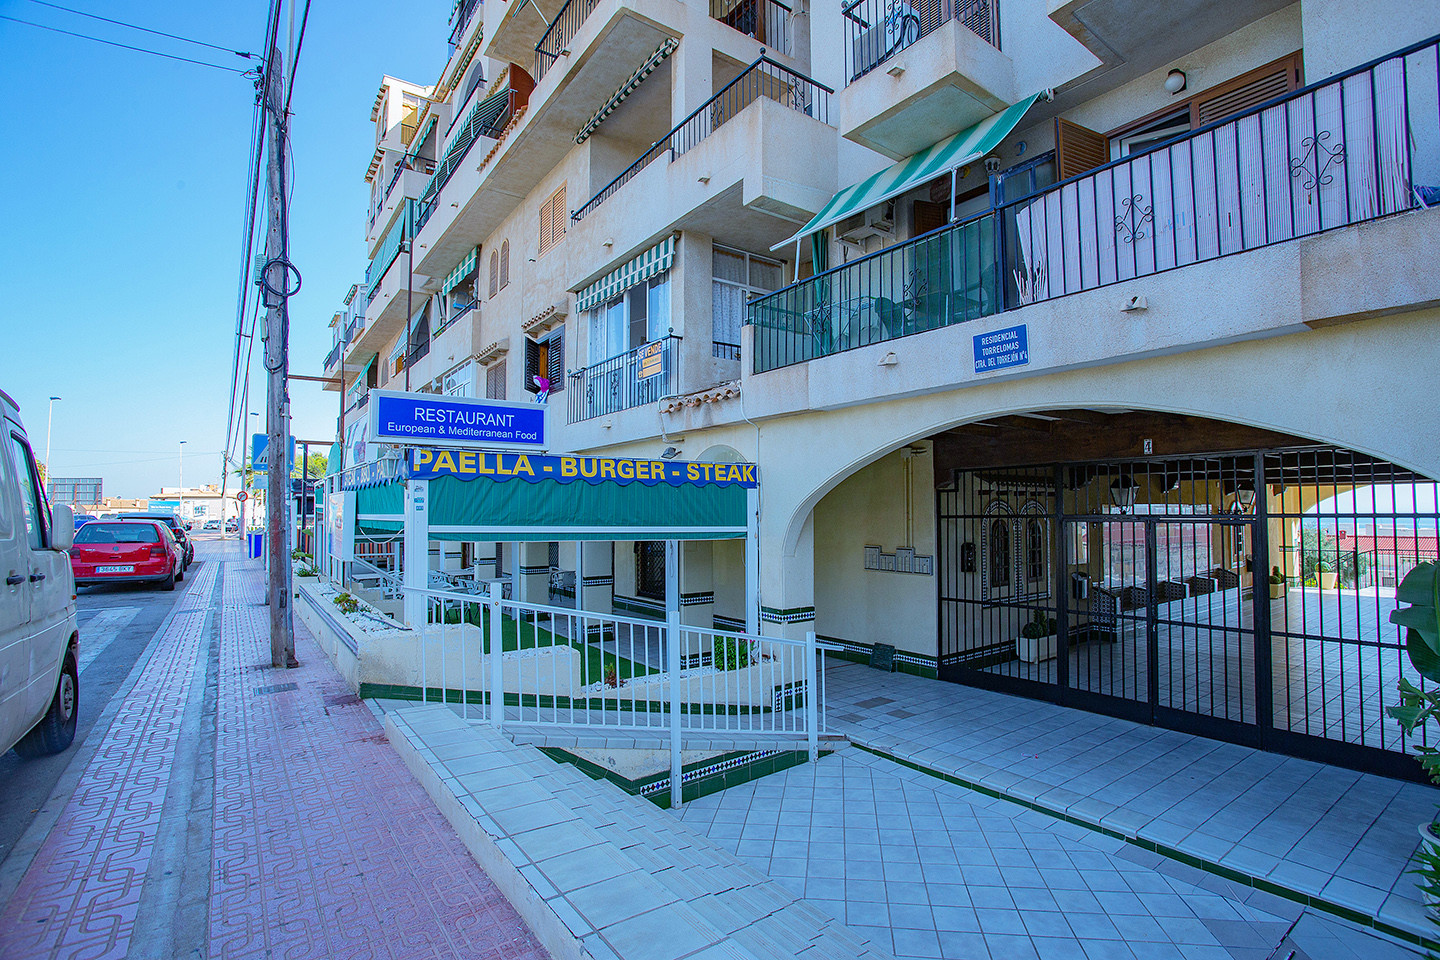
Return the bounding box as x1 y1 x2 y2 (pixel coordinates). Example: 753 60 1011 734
449 0 481 50
750 215 998 371
713 341 741 360
323 344 341 372
535 0 601 83
714 0 792 55
414 89 518 234
749 34 1440 373
996 35 1437 308
567 335 681 422
573 57 831 222
843 0 998 84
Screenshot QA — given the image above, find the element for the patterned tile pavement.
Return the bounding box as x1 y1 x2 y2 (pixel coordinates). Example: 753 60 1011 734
671 745 1423 960
0 544 549 960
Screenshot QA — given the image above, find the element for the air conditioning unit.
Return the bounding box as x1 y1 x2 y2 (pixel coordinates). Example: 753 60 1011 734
836 201 895 242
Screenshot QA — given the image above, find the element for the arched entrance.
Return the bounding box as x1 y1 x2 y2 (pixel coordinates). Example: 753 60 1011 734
930 411 1438 780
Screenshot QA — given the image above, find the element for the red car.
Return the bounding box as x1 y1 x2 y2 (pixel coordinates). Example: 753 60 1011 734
71 520 185 591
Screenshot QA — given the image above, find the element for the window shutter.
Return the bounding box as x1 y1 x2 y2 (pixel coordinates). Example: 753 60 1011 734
500 240 510 289
1192 52 1302 127
547 329 564 393
552 184 565 243
524 338 540 393
489 251 499 298
1055 117 1109 180
486 359 506 399
539 197 552 254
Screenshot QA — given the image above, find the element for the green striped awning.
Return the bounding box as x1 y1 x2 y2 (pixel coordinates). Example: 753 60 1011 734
575 37 679 144
440 245 480 295
774 93 1041 250
575 236 675 313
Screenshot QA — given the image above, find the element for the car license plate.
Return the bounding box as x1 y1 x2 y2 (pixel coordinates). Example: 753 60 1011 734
96 565 134 574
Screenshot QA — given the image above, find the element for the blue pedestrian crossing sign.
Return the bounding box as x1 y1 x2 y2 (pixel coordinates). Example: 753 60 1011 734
251 433 296 474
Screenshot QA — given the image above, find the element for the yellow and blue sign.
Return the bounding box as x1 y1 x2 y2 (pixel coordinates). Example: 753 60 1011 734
406 449 758 489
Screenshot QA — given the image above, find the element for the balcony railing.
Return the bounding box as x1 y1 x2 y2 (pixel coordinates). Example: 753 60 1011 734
567 335 681 422
714 0 792 56
535 0 601 84
414 89 518 234
365 200 415 302
750 215 998 371
370 158 436 233
573 57 832 222
843 0 999 84
749 34 1440 373
323 344 341 372
449 0 481 50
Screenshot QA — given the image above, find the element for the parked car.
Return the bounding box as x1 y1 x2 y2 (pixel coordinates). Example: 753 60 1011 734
202 519 220 531
0 387 79 759
71 520 183 591
119 512 193 568
226 518 239 533
73 514 97 532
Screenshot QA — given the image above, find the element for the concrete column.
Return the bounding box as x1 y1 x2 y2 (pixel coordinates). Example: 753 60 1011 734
758 511 815 643
670 36 713 128
402 479 430 628
680 540 715 628
517 541 551 603
673 231 714 396
579 541 614 614
472 542 497 581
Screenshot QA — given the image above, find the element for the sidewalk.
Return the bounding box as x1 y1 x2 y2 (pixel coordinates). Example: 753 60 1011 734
0 541 549 960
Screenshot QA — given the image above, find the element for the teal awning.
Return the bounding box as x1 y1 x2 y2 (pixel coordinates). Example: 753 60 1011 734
405 114 437 162
355 481 403 536
575 236 675 313
773 93 1041 251
441 245 480 295
576 37 679 144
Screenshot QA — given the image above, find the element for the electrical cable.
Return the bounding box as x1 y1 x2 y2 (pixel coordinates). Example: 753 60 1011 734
21 0 258 59
0 15 251 73
282 0 312 120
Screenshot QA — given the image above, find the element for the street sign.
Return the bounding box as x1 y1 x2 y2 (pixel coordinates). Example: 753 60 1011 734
973 323 1029 373
368 389 546 451
236 490 249 502
251 433 296 473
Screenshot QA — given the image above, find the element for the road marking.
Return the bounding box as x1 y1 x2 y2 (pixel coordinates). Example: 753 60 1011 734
77 607 140 673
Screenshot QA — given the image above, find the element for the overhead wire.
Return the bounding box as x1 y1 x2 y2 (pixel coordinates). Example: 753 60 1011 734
21 0 259 60
0 15 252 74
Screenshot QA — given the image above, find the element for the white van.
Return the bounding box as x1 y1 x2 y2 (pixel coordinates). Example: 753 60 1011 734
0 388 78 757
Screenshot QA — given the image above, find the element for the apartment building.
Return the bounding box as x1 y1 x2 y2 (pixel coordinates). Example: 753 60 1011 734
333 0 1440 778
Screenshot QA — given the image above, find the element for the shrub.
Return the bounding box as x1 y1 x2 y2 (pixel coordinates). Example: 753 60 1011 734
715 637 752 671
333 592 359 615
296 565 317 578
1269 566 1285 585
1020 610 1057 639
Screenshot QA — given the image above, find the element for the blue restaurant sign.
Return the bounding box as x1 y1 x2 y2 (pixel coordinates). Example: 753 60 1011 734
973 323 1029 373
367 390 546 450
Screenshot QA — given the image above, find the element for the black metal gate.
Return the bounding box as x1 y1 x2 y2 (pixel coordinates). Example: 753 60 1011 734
937 448 1437 780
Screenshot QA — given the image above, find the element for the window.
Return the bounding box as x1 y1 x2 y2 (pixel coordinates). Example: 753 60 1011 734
713 248 781 360
500 240 510 290
485 359 506 400
588 274 670 364
9 433 47 549
1114 110 1190 159
539 183 567 255
489 250 499 298
636 542 666 600
524 329 564 394
988 518 1010 588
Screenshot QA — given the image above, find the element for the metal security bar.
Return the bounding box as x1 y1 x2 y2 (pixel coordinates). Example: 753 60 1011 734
714 0 792 55
999 37 1438 306
844 0 999 84
534 0 601 83
567 335 680 423
573 57 831 222
749 214 997 372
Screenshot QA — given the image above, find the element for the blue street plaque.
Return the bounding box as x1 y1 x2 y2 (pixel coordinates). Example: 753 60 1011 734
973 323 1030 373
367 389 546 450
251 434 295 473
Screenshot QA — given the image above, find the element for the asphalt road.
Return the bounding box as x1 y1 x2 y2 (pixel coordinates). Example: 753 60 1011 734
0 542 219 865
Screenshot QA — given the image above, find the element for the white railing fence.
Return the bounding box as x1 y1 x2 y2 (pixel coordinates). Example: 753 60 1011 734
407 582 825 806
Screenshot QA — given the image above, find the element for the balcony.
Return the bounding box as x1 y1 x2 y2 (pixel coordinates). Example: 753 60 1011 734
838 0 1013 158
574 57 832 223
367 161 433 248
749 35 1440 373
568 335 681 422
711 0 792 55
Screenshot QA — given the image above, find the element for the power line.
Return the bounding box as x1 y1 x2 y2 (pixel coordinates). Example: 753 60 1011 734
282 0 312 120
0 15 252 74
22 0 258 60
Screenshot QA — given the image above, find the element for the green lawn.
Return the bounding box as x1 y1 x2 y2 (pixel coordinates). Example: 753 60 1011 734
432 605 654 685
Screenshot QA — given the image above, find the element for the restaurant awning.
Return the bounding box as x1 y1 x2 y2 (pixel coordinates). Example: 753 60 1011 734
772 93 1041 251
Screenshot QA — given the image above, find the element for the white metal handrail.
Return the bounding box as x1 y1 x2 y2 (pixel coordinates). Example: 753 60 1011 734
406 582 825 806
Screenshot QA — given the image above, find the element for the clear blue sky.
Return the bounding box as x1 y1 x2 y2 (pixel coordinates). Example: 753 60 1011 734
0 0 446 498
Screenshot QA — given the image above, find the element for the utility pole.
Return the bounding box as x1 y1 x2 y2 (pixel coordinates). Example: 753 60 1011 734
261 41 297 668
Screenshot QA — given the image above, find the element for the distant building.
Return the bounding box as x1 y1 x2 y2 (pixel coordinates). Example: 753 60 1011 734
48 477 102 506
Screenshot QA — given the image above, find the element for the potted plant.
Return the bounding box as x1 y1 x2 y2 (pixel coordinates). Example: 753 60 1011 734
1016 610 1059 663
1316 558 1337 590
1385 562 1440 918
1268 566 1287 600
